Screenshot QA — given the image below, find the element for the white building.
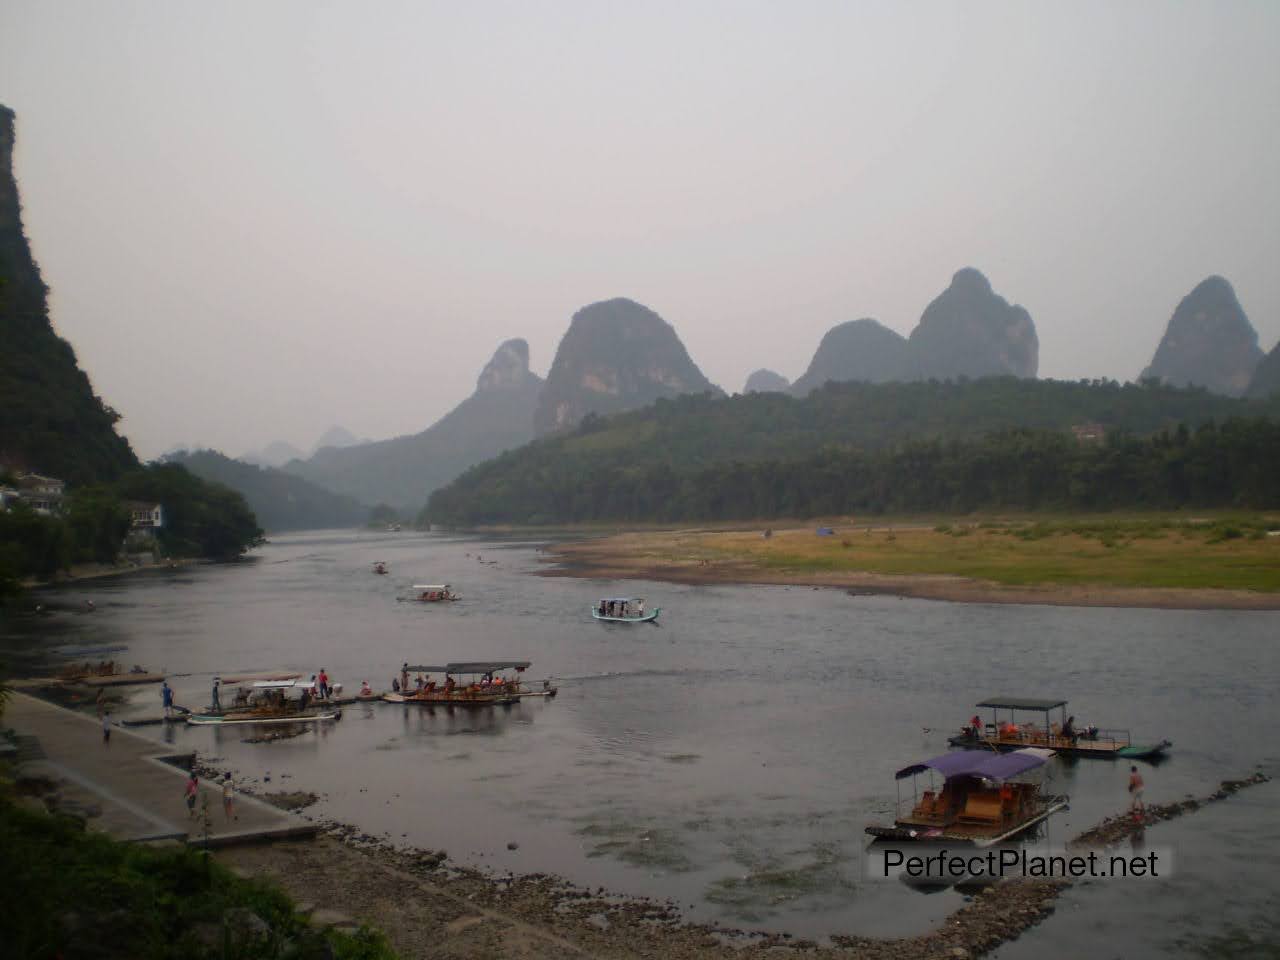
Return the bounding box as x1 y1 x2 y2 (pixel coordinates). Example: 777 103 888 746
126 501 164 530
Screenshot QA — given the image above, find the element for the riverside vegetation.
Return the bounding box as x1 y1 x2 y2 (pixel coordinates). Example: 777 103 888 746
0 794 394 959
574 513 1280 593
0 463 264 596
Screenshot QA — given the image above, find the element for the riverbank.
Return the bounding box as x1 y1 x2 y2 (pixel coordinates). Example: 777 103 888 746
19 556 196 590
9 678 1275 958
542 517 1280 609
211 767 1272 960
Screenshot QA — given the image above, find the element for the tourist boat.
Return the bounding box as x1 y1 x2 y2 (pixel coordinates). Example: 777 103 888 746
186 679 342 725
384 660 555 706
591 598 659 623
59 661 165 687
373 561 388 575
947 696 1171 760
865 747 1068 847
1116 740 1174 760
411 583 459 602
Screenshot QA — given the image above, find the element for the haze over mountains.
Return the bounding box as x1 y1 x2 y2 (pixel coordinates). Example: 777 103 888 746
282 339 545 510
3 97 1277 528
1140 276 1263 398
271 267 1276 513
532 298 722 436
241 426 368 469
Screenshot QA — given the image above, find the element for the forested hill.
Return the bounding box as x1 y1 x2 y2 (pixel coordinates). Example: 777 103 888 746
167 450 368 532
0 105 138 483
423 377 1280 525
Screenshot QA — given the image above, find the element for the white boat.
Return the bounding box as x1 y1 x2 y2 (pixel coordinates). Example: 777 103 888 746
189 678 342 725
185 709 340 726
591 598 659 623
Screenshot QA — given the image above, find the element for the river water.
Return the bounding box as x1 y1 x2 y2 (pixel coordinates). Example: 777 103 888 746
6 529 1279 955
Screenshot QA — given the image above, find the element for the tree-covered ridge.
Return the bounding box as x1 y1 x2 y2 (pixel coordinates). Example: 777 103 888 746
423 378 1280 525
0 105 138 483
168 449 368 532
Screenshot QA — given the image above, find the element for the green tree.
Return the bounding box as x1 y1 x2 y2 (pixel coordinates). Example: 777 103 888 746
66 485 131 563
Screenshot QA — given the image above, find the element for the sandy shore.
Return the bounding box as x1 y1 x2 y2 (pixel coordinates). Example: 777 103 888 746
542 532 1280 611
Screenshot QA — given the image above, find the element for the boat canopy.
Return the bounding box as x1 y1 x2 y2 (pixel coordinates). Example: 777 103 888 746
403 661 530 674
445 660 530 674
412 584 451 591
599 597 642 602
221 672 301 684
896 747 1056 782
251 679 298 689
976 697 1068 712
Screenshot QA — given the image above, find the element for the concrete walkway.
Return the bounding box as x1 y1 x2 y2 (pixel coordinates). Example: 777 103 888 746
6 692 315 846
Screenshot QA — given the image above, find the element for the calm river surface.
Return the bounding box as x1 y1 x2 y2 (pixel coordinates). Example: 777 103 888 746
7 530 1279 956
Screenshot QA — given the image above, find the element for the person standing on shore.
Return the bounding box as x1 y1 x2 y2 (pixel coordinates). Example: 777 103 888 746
161 680 174 719
101 711 111 744
1128 766 1145 817
222 774 237 820
185 772 199 818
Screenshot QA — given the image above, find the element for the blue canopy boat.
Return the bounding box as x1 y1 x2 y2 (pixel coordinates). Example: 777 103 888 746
591 598 659 623
865 747 1067 847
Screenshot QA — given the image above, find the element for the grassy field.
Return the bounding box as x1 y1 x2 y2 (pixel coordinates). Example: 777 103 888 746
653 513 1280 592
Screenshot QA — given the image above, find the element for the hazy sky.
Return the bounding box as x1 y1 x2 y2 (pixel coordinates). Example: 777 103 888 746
3 0 1277 459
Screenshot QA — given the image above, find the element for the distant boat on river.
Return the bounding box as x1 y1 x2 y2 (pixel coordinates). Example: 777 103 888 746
592 598 659 623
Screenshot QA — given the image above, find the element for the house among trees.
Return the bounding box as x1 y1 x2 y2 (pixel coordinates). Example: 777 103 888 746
126 501 164 532
1070 423 1106 443
12 472 67 514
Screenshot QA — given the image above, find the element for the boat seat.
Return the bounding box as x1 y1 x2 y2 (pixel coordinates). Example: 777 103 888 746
910 790 937 819
1000 784 1020 817
957 794 1003 825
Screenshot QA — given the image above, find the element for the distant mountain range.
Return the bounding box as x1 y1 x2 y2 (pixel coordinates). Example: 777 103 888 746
6 98 1277 529
166 449 367 532
281 339 545 511
264 269 1277 515
241 426 369 468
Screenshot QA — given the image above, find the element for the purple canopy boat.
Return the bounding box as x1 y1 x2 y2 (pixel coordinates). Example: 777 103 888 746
865 747 1068 847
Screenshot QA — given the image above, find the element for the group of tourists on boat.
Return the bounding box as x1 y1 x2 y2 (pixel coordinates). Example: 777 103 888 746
867 695 1172 848
599 598 642 617
381 660 553 706
591 597 659 622
413 584 458 602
